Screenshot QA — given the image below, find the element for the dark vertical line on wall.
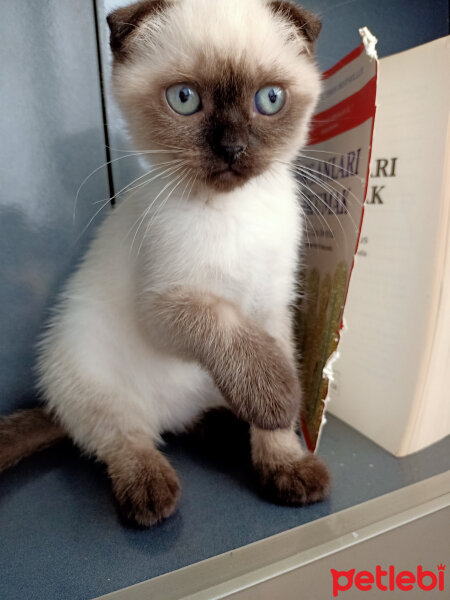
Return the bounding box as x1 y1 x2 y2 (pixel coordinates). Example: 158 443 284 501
92 0 116 205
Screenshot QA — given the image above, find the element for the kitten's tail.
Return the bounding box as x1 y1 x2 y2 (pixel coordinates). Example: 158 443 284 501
0 407 67 472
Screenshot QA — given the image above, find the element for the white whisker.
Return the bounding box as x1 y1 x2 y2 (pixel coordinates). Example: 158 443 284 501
73 149 186 222
139 168 191 256
127 164 187 257
299 185 338 246
300 148 355 158
297 153 361 180
92 159 185 206
296 163 364 210
297 166 361 237
75 198 112 245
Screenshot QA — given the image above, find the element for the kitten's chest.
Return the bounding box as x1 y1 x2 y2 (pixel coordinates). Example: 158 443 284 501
143 180 301 311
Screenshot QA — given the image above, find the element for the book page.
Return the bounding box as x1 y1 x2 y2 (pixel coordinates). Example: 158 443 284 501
328 36 450 456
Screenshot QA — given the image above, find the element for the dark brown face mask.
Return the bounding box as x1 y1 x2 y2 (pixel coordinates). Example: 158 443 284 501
184 64 290 193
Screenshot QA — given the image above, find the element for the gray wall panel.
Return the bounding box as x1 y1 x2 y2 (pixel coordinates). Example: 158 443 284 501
0 0 111 412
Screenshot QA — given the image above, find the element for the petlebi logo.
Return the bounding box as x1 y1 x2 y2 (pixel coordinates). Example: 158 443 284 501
331 564 446 597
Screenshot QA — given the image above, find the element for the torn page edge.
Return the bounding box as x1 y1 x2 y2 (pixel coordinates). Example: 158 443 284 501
359 27 379 60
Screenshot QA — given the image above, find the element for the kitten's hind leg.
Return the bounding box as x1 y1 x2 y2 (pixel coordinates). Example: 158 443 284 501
46 382 180 527
102 439 180 528
251 426 330 505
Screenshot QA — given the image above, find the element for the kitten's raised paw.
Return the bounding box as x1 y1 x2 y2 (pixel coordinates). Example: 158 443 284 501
256 454 330 505
217 331 301 431
108 447 181 528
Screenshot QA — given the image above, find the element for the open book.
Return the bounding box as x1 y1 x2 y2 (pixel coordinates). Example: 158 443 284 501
327 36 450 457
299 35 450 457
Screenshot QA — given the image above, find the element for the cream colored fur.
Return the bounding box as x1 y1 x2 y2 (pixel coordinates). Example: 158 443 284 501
37 0 322 462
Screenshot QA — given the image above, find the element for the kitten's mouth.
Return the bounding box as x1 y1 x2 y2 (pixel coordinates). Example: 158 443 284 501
205 163 254 192
211 166 246 182
214 166 241 176
208 166 247 190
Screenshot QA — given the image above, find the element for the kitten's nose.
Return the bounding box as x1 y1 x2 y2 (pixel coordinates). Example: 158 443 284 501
219 144 246 166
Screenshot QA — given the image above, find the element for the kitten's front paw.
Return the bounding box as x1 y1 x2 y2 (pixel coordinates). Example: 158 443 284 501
218 332 301 430
109 448 181 528
245 361 300 431
256 454 330 505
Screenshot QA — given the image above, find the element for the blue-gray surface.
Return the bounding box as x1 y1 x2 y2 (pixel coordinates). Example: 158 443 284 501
0 0 110 413
1 415 449 600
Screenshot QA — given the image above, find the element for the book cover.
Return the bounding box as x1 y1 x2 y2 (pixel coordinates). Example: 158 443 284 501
297 30 378 451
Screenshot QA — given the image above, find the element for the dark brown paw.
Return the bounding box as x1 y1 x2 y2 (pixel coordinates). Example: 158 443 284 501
256 454 330 505
109 448 180 528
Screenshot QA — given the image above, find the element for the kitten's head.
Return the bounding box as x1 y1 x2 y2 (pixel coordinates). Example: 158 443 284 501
108 0 322 193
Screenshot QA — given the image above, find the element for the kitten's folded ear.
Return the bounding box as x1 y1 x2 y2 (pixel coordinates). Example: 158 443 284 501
269 1 322 45
107 0 168 58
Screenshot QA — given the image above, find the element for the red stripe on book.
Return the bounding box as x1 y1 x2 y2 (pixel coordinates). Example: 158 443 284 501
300 416 316 453
322 43 365 80
307 76 377 146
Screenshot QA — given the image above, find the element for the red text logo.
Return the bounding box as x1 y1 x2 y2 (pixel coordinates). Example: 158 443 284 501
331 564 446 597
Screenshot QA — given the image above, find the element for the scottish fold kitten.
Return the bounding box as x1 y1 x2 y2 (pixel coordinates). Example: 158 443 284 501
0 0 329 527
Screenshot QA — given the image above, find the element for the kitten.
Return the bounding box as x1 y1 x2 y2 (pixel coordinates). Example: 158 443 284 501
0 0 330 527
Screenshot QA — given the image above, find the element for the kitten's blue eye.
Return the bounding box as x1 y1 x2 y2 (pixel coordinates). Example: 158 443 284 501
255 86 286 115
166 84 201 116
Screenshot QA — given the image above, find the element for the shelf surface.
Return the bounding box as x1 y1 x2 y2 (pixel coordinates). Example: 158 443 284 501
1 414 449 600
